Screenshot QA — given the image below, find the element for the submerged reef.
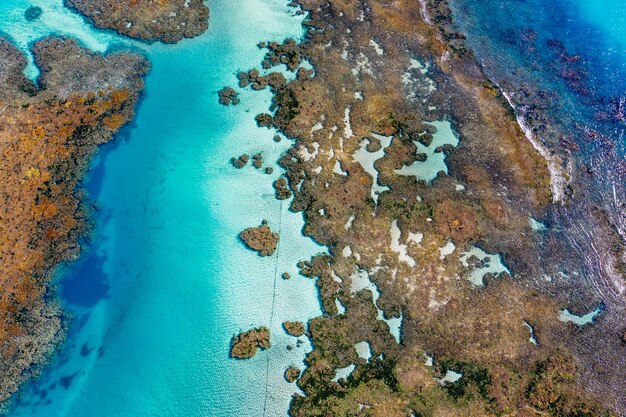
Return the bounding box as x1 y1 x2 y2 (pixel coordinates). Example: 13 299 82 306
230 327 271 359
239 222 279 256
231 0 625 415
0 36 149 406
64 0 209 43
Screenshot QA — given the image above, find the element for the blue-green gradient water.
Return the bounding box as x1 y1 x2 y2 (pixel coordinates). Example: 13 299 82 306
2 0 626 416
1 1 324 416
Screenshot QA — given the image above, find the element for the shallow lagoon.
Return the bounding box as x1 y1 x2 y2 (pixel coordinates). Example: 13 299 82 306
2 1 326 416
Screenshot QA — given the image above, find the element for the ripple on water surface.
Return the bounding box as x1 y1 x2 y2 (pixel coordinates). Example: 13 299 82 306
3 1 325 416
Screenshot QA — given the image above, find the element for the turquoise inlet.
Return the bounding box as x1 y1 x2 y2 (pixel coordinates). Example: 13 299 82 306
2 1 325 416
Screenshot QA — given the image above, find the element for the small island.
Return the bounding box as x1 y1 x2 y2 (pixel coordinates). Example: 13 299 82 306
63 0 209 44
283 321 306 337
239 221 279 256
284 366 300 383
230 327 271 359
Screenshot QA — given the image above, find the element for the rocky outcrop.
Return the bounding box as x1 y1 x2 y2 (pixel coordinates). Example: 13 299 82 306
64 0 209 44
0 36 148 406
239 222 279 256
230 327 271 359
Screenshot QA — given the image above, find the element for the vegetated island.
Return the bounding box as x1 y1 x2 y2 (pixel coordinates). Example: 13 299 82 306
0 36 149 406
230 327 271 359
64 0 209 43
239 221 279 256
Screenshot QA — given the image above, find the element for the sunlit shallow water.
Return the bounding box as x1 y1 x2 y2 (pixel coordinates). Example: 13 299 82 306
1 1 325 416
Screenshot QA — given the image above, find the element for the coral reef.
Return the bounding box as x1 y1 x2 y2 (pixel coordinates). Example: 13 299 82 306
238 222 279 256
64 0 209 43
233 0 625 415
0 36 148 405
230 327 271 359
283 321 306 337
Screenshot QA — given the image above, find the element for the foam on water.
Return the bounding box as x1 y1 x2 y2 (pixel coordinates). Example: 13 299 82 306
3 1 326 416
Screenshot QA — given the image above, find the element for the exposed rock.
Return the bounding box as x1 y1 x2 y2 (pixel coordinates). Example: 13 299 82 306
265 167 274 175
239 223 279 256
273 135 282 143
282 272 291 280
283 321 306 337
285 366 301 383
230 327 271 359
63 0 209 44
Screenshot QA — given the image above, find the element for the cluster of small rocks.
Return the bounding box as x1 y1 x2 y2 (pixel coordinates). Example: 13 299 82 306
231 153 249 168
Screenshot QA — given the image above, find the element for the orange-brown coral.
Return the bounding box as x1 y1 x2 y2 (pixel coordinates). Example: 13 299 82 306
0 36 148 405
64 0 209 43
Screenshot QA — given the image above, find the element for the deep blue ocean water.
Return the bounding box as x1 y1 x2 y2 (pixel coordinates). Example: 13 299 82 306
0 0 625 416
448 0 626 300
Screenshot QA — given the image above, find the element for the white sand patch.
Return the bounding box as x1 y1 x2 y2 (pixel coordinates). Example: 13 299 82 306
342 245 353 258
424 355 434 367
354 91 363 100
343 107 354 138
524 321 538 345
369 39 384 55
559 306 602 326
529 217 547 231
312 166 323 174
351 268 402 343
395 120 459 183
333 160 347 176
298 142 319 162
310 121 324 135
353 134 392 203
345 214 356 230
455 184 465 191
408 231 423 244
438 241 456 259
332 364 356 382
439 370 463 385
390 220 416 267
354 341 372 361
459 246 510 286
335 298 347 314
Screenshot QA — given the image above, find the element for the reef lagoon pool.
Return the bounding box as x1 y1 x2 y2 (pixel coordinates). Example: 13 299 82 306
2 1 325 416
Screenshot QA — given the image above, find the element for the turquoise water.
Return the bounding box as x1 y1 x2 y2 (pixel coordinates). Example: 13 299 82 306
2 1 326 416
